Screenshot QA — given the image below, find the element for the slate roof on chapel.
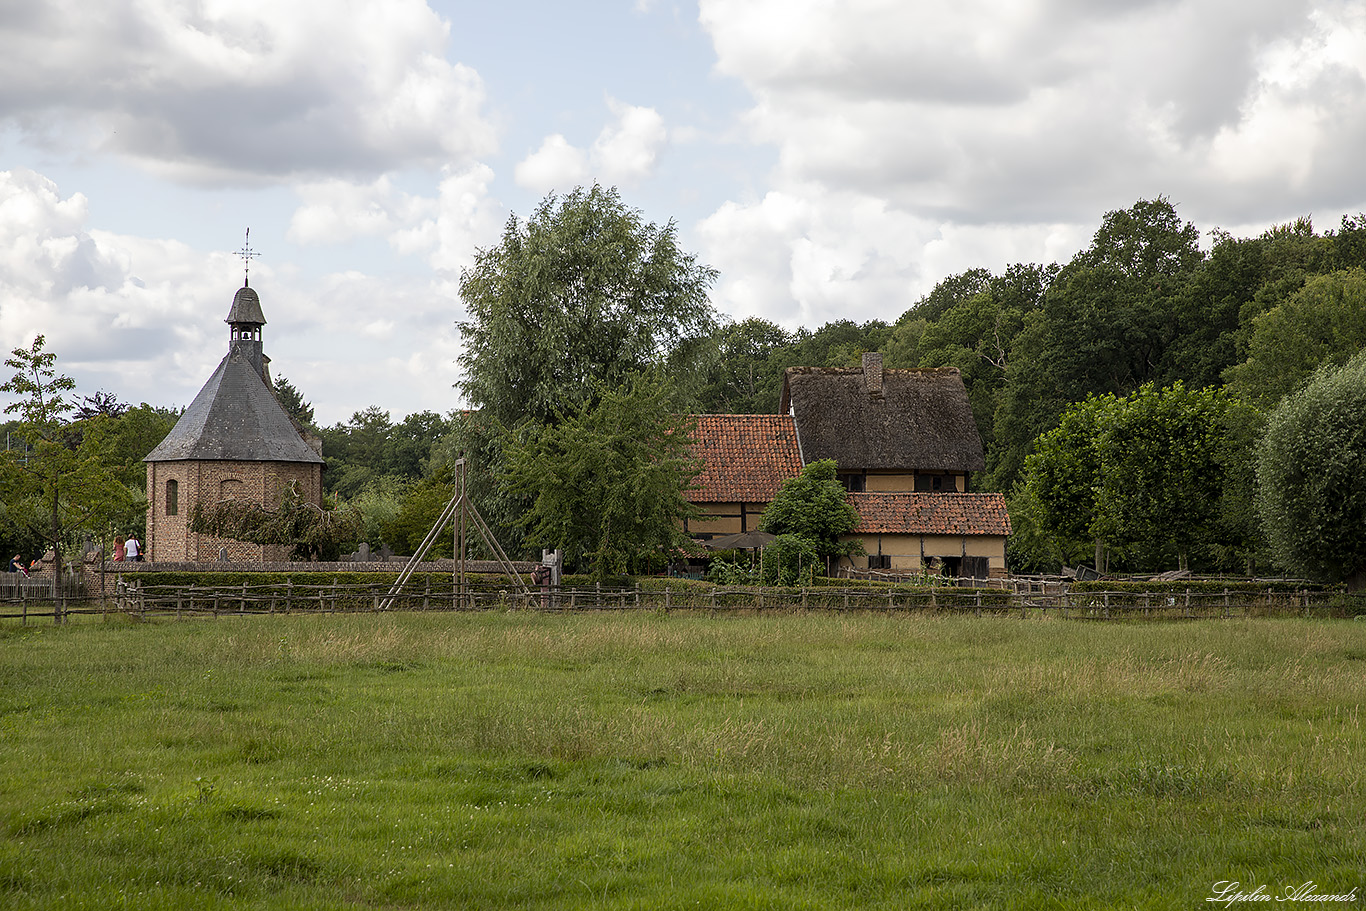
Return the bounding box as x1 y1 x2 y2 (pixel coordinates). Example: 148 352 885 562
848 492 1011 537
144 285 322 465
687 414 802 502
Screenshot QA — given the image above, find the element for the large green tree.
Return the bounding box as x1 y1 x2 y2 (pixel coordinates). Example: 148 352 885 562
0 337 142 597
457 183 718 429
992 198 1205 491
1017 383 1245 573
1226 268 1366 409
1256 350 1366 588
502 374 702 582
759 459 861 569
694 317 795 414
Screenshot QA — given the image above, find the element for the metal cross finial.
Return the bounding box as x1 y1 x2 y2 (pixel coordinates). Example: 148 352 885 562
236 228 259 286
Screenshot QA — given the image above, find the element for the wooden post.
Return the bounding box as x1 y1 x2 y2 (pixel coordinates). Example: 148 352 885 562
1223 588 1229 619
240 582 247 614
665 587 671 613
285 580 293 614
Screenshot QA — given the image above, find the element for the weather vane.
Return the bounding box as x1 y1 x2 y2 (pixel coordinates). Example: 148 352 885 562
236 228 259 287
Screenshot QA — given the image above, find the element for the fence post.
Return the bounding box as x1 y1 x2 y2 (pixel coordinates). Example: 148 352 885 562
240 582 247 614
1103 592 1109 620
1223 588 1229 619
176 590 182 622
975 590 982 617
1185 588 1191 619
801 587 808 611
843 589 849 611
665 587 671 613
635 584 640 610
286 580 293 615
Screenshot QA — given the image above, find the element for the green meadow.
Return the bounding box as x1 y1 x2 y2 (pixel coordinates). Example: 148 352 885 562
1 611 1363 909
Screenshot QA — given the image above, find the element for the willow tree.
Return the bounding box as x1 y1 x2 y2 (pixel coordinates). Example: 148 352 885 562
457 183 717 429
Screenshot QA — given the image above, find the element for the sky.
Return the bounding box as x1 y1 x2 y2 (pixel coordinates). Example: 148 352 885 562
2 0 1365 426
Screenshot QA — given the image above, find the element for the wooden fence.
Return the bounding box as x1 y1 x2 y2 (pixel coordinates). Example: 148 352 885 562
2 578 1360 624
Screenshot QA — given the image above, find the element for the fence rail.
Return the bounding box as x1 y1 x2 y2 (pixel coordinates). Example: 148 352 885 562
3 579 1362 624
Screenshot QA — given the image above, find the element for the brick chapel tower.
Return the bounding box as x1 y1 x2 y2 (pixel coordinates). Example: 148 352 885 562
143 282 324 562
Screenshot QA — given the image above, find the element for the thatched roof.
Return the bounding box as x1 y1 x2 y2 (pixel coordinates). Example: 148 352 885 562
780 359 985 473
848 492 1011 537
687 414 802 503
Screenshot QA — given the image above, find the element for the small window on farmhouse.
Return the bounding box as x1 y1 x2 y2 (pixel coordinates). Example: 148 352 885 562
837 473 865 492
870 554 891 570
915 475 949 492
166 480 178 516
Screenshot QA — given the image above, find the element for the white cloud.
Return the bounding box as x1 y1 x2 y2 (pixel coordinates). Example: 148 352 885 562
515 100 667 194
391 164 504 274
0 0 496 184
591 101 667 186
693 0 1366 326
513 135 589 194
288 176 437 246
0 168 467 423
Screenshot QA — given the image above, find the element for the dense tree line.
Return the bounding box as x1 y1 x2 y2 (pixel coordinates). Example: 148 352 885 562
7 191 1363 582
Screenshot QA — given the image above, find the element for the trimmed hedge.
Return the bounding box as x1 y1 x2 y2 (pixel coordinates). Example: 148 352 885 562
126 571 506 589
1071 579 1334 595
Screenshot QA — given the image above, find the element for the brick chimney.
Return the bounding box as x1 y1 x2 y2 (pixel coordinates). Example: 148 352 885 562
862 351 884 395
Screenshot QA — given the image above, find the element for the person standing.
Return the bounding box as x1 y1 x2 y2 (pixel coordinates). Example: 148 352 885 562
113 535 126 562
125 534 142 562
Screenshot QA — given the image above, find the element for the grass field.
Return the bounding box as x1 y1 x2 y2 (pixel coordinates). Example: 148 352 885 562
1 611 1363 909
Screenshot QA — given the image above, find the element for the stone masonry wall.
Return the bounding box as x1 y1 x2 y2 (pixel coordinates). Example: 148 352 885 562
146 459 323 563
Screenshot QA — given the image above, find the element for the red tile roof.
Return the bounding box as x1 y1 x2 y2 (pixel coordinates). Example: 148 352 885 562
849 492 1011 536
687 414 803 503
